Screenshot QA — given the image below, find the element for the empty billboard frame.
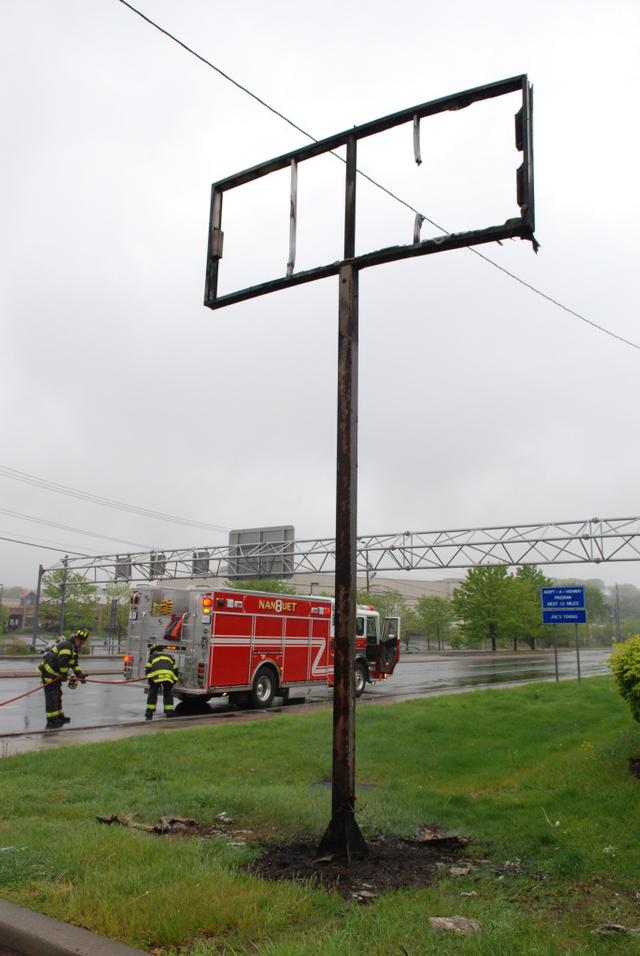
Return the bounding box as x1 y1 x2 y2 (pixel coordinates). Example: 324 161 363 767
204 75 535 310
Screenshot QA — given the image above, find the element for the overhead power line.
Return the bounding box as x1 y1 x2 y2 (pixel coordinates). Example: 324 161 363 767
0 533 92 556
0 465 231 535
118 0 640 354
0 507 152 550
118 0 316 143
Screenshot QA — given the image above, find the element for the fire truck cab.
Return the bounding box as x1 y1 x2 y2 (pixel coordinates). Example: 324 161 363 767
125 585 400 708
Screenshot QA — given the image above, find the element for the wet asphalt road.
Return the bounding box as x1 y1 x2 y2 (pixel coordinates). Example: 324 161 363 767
0 649 611 740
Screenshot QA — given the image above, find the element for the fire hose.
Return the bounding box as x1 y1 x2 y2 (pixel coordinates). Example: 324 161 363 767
0 675 146 708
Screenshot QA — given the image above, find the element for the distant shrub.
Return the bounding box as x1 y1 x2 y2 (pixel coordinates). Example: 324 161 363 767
609 635 640 722
0 639 32 655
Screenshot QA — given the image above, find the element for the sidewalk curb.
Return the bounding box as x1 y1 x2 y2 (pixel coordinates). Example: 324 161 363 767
0 898 150 956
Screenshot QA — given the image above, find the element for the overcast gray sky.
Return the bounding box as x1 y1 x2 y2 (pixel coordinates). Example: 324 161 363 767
2 0 639 591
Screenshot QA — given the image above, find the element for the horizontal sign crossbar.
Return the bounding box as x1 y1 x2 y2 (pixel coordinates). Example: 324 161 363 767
213 75 527 192
207 221 528 310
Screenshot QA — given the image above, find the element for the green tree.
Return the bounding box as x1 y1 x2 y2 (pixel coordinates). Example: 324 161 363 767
42 570 96 635
415 595 454 650
101 582 131 642
452 566 520 651
397 606 420 651
583 583 609 623
357 589 406 620
512 565 552 650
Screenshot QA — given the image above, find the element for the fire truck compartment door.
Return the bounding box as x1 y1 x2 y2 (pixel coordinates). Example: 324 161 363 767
378 616 400 674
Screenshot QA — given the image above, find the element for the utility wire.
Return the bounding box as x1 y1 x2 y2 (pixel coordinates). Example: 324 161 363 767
0 465 230 535
118 0 316 143
0 533 91 556
118 0 640 353
0 507 152 550
466 247 640 352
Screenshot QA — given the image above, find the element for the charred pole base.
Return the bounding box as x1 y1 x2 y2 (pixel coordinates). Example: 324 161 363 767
317 530 367 858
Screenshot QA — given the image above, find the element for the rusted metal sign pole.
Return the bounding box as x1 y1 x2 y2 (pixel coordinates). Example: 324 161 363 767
203 75 537 862
317 138 367 857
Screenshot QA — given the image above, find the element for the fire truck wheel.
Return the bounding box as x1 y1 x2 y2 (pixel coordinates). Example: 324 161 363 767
354 660 368 698
251 666 277 709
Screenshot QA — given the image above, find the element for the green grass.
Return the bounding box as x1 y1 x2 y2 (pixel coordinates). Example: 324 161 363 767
1 677 640 954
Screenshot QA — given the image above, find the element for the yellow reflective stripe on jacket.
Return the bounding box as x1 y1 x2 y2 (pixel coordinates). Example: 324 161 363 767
146 655 176 672
146 653 177 683
38 664 60 680
146 654 174 667
147 669 177 683
42 662 63 677
52 646 77 671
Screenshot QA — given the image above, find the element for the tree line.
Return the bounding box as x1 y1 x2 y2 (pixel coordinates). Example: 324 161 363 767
360 566 626 651
2 568 637 650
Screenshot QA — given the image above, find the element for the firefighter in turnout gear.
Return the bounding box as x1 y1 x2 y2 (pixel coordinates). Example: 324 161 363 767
39 628 90 729
145 644 178 719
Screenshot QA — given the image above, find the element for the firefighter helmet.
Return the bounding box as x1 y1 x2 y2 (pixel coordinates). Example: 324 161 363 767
149 643 164 653
73 628 90 641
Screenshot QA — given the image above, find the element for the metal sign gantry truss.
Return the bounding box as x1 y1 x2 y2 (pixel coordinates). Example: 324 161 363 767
44 516 640 585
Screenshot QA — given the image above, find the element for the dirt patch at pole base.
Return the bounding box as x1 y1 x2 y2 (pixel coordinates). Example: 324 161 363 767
249 833 470 899
628 756 640 779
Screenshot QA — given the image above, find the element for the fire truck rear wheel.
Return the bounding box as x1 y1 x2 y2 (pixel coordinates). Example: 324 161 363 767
251 666 277 709
354 660 368 698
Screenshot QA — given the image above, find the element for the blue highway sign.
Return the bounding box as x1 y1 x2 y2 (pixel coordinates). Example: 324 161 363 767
542 609 587 625
541 586 586 624
541 586 585 609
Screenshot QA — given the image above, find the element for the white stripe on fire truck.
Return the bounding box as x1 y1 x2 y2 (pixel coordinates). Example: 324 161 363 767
211 638 325 645
207 637 331 676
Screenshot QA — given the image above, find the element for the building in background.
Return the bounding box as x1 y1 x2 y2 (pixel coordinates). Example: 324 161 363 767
158 574 460 606
292 574 460 606
4 591 37 630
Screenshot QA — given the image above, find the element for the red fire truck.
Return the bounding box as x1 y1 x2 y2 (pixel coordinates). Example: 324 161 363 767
124 585 400 708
